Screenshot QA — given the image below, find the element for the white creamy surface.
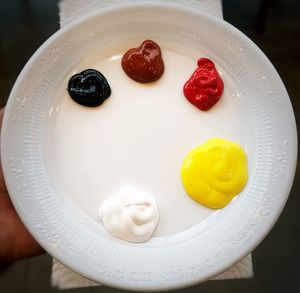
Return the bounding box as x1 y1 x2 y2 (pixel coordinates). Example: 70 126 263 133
45 42 247 237
99 187 159 242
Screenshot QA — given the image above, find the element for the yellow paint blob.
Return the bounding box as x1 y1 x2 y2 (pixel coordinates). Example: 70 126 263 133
181 138 248 209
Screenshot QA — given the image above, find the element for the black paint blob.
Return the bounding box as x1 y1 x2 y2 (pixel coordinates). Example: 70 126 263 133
68 69 111 107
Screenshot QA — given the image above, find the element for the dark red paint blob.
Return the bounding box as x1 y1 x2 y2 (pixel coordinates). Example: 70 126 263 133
122 40 164 83
183 58 224 111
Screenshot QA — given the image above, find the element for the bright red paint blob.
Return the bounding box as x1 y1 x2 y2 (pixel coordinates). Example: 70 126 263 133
183 58 224 111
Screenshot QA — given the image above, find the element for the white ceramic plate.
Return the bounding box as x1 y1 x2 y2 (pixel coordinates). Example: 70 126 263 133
1 3 297 291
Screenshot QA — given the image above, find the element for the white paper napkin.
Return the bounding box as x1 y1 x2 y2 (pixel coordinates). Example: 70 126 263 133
51 0 254 289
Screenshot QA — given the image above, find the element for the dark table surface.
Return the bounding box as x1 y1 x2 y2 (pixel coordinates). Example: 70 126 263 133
0 0 299 292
